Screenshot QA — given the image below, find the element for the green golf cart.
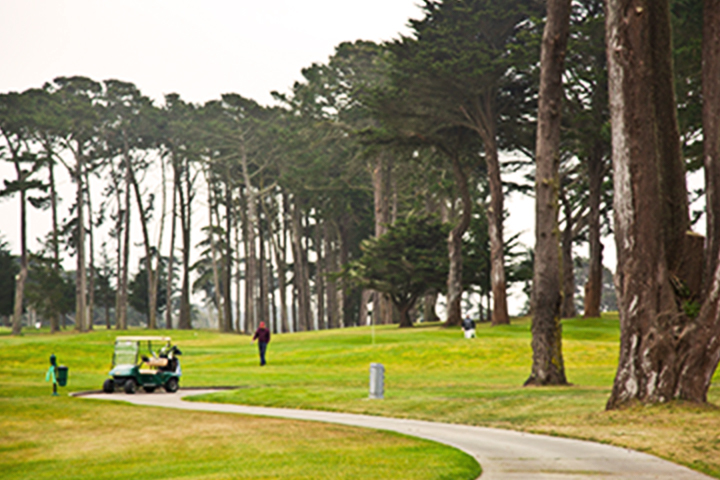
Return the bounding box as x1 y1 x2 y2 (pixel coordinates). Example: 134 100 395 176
103 336 182 394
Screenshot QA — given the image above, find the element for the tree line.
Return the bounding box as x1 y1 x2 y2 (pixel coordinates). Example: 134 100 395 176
1 0 718 408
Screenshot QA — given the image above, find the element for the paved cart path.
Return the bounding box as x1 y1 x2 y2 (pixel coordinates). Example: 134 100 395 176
83 389 712 480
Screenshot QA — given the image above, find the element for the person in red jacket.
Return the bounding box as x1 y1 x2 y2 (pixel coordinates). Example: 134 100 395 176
252 322 271 366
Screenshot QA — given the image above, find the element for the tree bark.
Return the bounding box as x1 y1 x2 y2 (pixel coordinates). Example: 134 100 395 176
115 161 131 331
262 193 289 334
325 222 339 329
177 152 193 330
240 143 258 332
372 152 393 325
316 218 326 329
584 146 604 318
129 151 158 330
559 187 577 319
446 152 473 327
166 156 177 330
291 198 311 331
235 208 243 332
47 148 61 333
74 148 87 332
338 217 350 328
259 209 271 329
85 169 95 330
525 0 570 387
224 181 233 332
704 0 720 294
155 150 168 329
485 138 510 326
424 192 440 323
11 176 27 336
281 192 291 333
398 298 416 328
206 173 225 331
603 0 720 408
269 241 278 333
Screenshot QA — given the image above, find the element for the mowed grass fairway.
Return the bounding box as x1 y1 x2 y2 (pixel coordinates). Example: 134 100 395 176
1 315 719 478
192 315 720 477
0 330 478 480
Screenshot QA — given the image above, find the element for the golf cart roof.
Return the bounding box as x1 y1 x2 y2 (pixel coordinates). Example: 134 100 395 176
115 336 172 342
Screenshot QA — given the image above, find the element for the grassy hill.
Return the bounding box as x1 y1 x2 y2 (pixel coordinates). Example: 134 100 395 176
1 314 719 478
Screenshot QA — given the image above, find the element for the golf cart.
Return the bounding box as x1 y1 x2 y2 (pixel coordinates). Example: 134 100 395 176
103 336 182 394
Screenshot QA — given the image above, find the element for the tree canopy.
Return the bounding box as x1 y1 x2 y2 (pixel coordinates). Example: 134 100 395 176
340 216 450 328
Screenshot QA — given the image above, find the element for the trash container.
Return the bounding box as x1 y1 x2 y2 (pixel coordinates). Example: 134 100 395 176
56 365 69 387
369 363 384 399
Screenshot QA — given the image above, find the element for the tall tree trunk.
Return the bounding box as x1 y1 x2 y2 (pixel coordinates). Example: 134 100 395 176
304 212 314 330
269 235 278 333
525 0 570 387
603 0 719 407
656 0 720 402
118 164 131 330
239 191 252 333
325 222 338 329
74 150 87 332
177 155 192 330
47 150 61 333
559 188 577 318
129 153 158 329
315 218 325 329
291 199 311 331
166 157 177 330
584 146 604 318
485 138 510 326
423 193 441 323
111 158 125 330
446 152 473 327
206 176 225 331
241 144 258 332
235 215 243 333
259 210 271 329
338 217 350 328
155 149 168 329
423 294 440 323
281 193 291 333
85 169 95 330
11 169 27 336
462 96 510 325
398 298 417 329
372 152 393 325
262 193 288 334
224 181 233 332
704 0 720 294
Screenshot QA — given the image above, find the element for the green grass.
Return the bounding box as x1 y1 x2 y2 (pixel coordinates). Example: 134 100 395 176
0 327 479 480
2 315 720 478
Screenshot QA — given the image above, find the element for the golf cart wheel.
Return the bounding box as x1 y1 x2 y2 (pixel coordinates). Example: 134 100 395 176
124 378 137 394
103 379 115 394
143 386 156 393
164 377 179 393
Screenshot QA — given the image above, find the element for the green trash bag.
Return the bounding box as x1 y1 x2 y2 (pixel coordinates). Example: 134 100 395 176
56 366 69 387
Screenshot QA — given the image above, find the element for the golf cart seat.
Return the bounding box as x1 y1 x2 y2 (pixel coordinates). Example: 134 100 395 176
146 357 169 368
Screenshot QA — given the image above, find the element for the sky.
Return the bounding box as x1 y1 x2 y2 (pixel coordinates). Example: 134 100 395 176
0 0 549 315
0 0 421 106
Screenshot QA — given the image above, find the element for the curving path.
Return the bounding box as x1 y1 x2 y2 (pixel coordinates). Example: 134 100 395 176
82 389 712 480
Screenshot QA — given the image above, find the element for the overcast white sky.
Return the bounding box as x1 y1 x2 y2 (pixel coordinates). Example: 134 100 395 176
0 0 547 315
0 0 423 105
